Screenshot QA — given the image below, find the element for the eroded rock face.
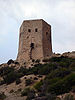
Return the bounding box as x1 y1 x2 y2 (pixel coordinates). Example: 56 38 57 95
0 63 8 68
17 19 52 64
0 60 20 70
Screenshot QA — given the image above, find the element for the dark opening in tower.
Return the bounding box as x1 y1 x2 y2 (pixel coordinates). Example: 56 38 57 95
30 43 34 49
29 43 34 59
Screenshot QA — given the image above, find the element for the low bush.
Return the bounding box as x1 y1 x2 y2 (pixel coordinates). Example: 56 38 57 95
21 87 30 96
45 77 61 86
38 63 57 75
34 80 43 92
59 61 69 68
25 79 33 86
0 92 6 100
46 93 56 100
26 89 35 100
46 68 71 79
50 56 75 65
18 67 28 75
0 80 5 85
69 62 75 71
0 66 14 76
47 73 75 95
21 87 35 100
16 78 21 85
3 71 18 84
71 86 75 92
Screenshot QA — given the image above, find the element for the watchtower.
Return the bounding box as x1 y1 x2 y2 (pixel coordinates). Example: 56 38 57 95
17 19 52 63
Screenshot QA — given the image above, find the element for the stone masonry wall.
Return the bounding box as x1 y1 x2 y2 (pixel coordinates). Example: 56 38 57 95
42 20 52 58
17 19 52 63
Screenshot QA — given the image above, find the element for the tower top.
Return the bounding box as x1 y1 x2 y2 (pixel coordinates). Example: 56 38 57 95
21 19 51 27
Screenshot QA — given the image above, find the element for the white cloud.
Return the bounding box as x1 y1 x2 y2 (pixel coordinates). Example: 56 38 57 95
0 0 75 63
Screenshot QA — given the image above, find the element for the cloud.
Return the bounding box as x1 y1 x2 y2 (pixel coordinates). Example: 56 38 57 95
0 0 75 63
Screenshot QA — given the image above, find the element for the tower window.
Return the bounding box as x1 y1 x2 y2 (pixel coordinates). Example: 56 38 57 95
35 28 38 32
28 29 31 32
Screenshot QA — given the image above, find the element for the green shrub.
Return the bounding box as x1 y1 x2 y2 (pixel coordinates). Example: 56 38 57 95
45 77 61 86
0 92 6 100
46 68 70 79
69 62 75 71
18 67 28 75
28 64 41 75
16 78 21 85
3 71 18 84
46 93 56 100
34 80 43 92
69 62 75 68
38 63 57 75
30 62 56 75
47 73 75 95
50 56 74 65
40 77 61 94
50 56 65 62
0 80 5 85
0 67 14 76
16 72 24 78
0 67 23 85
59 61 69 68
26 89 35 100
21 87 30 96
25 79 33 86
71 86 75 92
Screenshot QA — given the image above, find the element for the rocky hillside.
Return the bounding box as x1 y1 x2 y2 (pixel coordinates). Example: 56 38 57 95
62 51 75 58
0 55 75 100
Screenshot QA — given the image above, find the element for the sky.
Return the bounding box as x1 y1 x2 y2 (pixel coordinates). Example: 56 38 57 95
0 0 75 64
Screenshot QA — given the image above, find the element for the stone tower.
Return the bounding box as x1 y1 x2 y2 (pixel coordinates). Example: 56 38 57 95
17 19 52 63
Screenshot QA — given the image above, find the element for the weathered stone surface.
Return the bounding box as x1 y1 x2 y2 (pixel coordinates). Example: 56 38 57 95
62 51 75 58
17 19 52 64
